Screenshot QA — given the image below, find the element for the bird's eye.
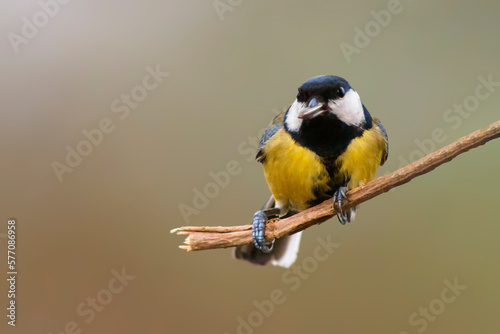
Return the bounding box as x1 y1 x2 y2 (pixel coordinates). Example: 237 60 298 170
337 87 346 98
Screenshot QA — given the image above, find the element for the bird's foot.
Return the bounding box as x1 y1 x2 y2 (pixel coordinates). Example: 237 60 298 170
252 208 280 253
334 187 351 225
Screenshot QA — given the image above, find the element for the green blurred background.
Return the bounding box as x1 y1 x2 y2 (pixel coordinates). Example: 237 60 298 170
1 0 500 333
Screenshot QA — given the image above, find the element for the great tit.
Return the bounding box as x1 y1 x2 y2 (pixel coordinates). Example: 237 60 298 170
234 75 388 268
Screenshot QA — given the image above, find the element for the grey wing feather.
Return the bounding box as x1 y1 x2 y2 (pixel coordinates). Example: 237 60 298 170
375 120 389 165
256 109 286 162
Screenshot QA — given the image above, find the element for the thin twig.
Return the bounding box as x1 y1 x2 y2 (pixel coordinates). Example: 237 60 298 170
172 120 500 251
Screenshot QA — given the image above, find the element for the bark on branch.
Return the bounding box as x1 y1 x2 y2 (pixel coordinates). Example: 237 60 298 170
172 120 500 251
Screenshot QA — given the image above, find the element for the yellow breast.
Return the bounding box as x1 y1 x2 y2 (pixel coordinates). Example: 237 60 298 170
337 125 387 189
261 129 331 211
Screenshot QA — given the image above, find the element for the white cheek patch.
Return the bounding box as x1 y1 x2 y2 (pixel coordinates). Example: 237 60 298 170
284 99 306 132
329 89 365 126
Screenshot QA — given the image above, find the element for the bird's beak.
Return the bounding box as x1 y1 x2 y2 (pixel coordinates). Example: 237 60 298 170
298 97 326 119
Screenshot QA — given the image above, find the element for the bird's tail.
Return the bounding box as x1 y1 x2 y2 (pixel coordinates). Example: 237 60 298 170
233 231 302 268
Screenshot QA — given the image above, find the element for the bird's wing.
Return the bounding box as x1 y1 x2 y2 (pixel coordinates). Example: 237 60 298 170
256 108 287 162
374 118 389 166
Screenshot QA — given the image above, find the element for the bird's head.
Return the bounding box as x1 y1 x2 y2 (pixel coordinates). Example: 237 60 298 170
284 75 370 135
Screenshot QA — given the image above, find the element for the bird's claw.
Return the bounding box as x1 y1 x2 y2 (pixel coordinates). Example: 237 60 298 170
334 187 350 225
252 210 278 253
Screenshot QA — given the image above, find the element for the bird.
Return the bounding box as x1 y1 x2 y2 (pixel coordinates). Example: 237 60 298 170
233 75 388 268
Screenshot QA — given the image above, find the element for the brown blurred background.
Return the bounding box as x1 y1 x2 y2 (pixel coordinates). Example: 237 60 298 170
1 0 500 333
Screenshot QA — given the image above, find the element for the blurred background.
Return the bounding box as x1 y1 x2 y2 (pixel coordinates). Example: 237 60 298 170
1 0 499 333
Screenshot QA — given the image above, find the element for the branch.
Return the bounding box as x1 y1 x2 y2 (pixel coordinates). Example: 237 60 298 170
172 120 500 251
